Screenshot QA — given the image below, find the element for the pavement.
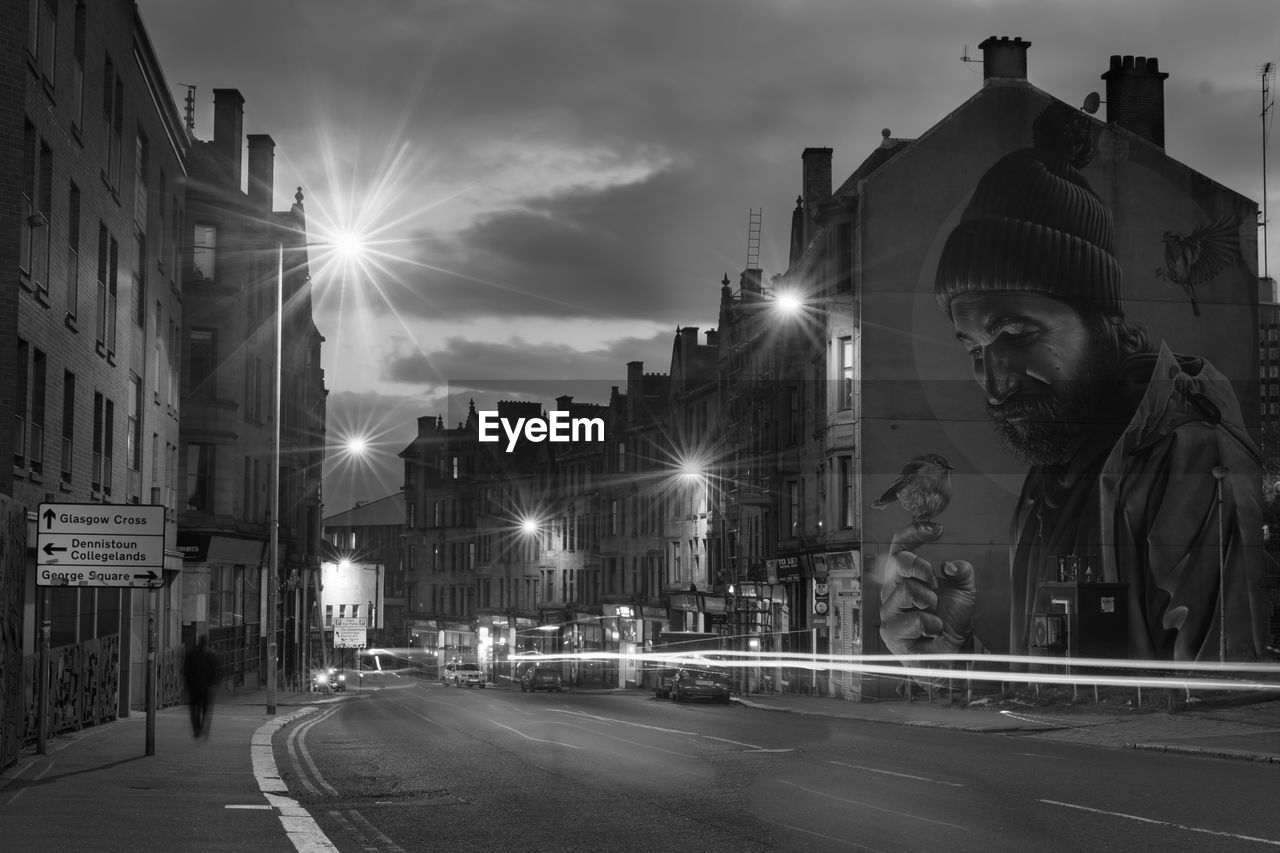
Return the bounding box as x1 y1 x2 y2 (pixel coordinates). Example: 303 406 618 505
1 675 1277 851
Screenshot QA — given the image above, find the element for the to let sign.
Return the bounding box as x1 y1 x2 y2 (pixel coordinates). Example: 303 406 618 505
37 503 166 588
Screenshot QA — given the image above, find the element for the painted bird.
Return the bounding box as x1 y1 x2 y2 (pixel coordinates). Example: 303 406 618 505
1154 214 1240 317
871 453 955 524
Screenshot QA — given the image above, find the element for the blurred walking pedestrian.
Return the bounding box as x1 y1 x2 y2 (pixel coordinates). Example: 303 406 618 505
183 635 221 739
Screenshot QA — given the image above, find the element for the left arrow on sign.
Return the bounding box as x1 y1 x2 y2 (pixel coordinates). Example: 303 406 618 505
42 543 67 555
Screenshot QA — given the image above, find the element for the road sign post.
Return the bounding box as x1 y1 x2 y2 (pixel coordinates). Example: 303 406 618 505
36 504 166 589
38 503 167 755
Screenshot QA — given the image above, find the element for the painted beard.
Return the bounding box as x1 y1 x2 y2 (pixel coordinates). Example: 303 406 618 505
986 345 1128 467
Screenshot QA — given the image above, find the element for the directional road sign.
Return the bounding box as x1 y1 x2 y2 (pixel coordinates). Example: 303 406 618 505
37 503 166 588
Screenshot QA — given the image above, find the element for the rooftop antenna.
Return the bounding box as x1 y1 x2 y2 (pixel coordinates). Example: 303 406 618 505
1081 91 1103 115
178 84 197 132
746 208 762 270
1261 62 1276 279
961 45 981 71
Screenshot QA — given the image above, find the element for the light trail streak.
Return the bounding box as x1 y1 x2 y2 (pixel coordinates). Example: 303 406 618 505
485 647 1280 693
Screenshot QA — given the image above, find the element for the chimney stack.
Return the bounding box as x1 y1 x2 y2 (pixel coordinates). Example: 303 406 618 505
247 134 275 212
212 89 245 190
1102 55 1169 148
801 147 833 236
978 36 1031 82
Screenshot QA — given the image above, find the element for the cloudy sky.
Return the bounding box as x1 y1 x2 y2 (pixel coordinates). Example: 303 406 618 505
139 0 1280 512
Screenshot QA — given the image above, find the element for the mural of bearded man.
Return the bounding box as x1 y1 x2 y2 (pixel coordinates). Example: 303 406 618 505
879 103 1268 663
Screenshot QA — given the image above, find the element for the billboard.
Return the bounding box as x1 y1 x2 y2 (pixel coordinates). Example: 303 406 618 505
861 91 1266 662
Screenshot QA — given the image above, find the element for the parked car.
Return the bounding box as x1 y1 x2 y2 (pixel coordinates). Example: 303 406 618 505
441 662 486 688
652 666 678 699
519 662 564 693
671 666 732 704
312 666 346 693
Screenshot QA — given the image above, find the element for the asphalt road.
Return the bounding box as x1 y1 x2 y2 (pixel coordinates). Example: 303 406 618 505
274 679 1280 852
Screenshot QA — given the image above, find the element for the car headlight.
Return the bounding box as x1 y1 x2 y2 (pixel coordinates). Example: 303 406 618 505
316 673 328 684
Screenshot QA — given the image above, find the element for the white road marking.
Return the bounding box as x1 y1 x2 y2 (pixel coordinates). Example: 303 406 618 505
1040 799 1280 847
826 759 964 787
548 721 690 757
287 709 341 797
779 780 971 831
552 708 797 752
225 804 274 810
491 720 583 748
757 815 886 851
252 707 341 852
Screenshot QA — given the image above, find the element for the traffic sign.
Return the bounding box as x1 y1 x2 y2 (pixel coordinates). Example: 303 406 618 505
37 503 166 588
333 627 367 648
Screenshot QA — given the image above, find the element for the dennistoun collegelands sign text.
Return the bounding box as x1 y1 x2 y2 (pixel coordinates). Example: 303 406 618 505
477 410 605 452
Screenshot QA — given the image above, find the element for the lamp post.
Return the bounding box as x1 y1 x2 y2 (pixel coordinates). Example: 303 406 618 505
1212 466 1229 664
266 241 284 715
264 224 369 714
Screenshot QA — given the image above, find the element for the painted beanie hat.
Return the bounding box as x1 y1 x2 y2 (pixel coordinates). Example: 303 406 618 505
934 145 1123 316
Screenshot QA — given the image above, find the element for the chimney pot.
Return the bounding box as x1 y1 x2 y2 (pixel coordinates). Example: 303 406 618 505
1102 53 1170 148
978 35 1031 82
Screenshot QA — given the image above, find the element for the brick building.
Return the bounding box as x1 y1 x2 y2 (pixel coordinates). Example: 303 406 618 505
3 0 188 760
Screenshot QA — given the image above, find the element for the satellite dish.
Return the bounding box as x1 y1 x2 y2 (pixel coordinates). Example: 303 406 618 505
1082 91 1102 114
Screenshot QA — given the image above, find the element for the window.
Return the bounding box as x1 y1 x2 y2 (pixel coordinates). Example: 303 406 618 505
838 456 854 530
133 232 146 325
835 221 853 293
186 443 214 511
61 371 75 484
188 328 216 399
127 374 141 472
838 336 855 409
610 499 619 535
786 480 799 538
192 224 217 280
168 318 179 409
151 433 159 501
71 3 85 128
152 301 162 399
95 226 118 353
21 124 52 294
66 184 81 317
789 385 801 445
30 349 46 474
101 56 123 189
166 442 177 511
30 0 57 88
92 392 114 494
14 340 29 468
244 355 260 421
134 132 148 229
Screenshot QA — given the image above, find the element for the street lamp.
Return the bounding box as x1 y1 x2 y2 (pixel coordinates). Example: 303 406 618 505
267 228 367 715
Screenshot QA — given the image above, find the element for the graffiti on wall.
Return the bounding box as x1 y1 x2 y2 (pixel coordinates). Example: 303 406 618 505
875 101 1266 663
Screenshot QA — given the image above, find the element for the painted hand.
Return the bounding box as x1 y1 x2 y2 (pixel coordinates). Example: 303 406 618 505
879 522 976 656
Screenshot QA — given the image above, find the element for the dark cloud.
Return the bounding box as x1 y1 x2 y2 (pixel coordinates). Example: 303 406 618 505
380 330 674 387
